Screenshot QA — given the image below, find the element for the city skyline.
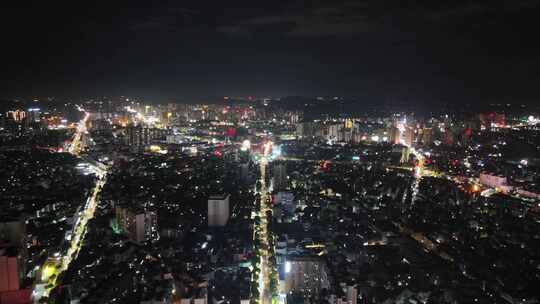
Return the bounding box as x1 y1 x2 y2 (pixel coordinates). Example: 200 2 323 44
1 98 539 304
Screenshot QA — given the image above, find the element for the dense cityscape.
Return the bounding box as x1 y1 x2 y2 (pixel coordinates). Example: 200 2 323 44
2 1 540 303
0 96 539 304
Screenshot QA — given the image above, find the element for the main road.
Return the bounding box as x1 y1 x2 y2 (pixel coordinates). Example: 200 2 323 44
67 111 90 155
252 142 278 304
33 111 108 302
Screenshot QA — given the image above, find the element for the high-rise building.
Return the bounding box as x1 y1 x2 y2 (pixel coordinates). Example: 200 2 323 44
389 126 401 145
419 127 433 146
443 129 455 146
239 163 250 183
208 194 230 227
287 111 300 124
166 134 184 144
403 126 415 146
349 121 360 144
479 112 505 128
125 125 168 147
346 285 358 304
115 207 157 244
284 256 330 299
91 119 112 131
327 123 343 142
5 110 25 123
479 173 513 193
26 108 41 122
296 122 314 139
0 219 29 302
274 192 295 214
274 191 294 205
272 163 287 191
0 248 22 292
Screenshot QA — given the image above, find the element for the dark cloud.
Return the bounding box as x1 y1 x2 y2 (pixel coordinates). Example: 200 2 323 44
215 2 374 37
1 0 539 103
130 7 201 33
212 0 540 38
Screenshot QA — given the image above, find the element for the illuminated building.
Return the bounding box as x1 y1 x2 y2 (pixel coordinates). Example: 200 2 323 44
0 220 28 302
115 207 157 244
403 126 415 146
162 111 173 126
287 111 300 124
389 126 401 145
208 194 230 227
284 256 330 299
516 187 540 200
296 122 314 139
125 125 168 148
443 130 455 146
346 285 358 304
327 123 343 142
272 163 287 191
180 292 208 304
27 108 41 122
479 173 513 193
419 127 433 146
344 118 353 129
91 118 112 131
479 112 505 128
0 248 22 292
165 134 181 144
6 110 25 122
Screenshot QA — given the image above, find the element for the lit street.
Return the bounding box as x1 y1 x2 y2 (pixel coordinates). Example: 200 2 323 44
252 143 279 304
32 113 108 303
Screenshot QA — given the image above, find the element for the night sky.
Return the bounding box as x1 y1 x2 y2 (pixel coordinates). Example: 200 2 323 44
2 0 540 104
